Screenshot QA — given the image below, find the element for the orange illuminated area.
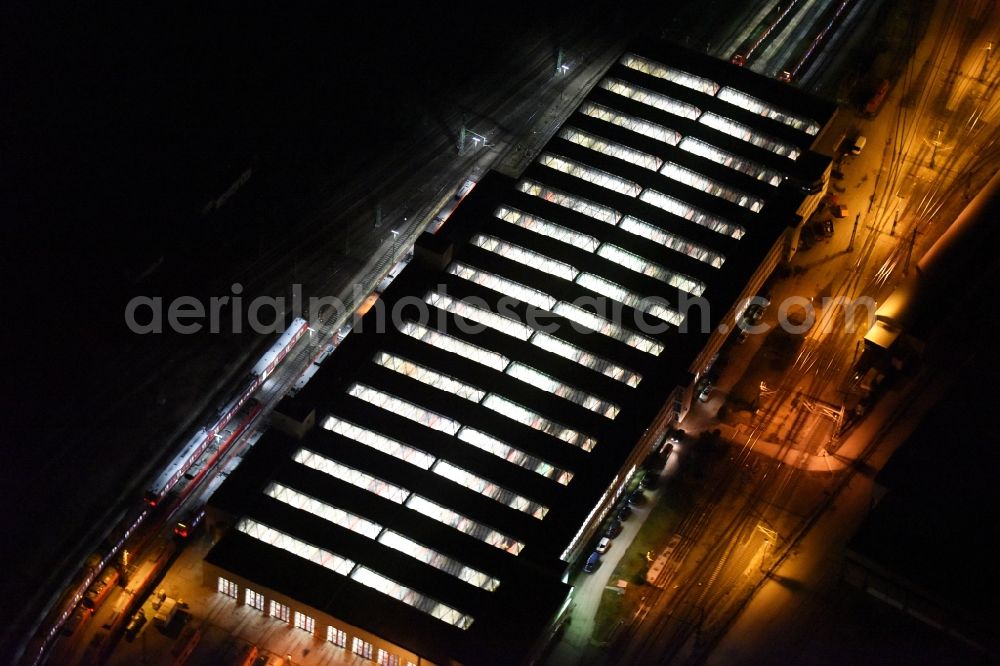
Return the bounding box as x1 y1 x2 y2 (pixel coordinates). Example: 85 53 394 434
355 292 380 317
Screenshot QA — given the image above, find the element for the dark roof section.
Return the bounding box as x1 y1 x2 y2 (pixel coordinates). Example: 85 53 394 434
206 42 838 664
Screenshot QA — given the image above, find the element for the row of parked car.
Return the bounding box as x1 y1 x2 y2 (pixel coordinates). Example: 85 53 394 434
583 471 660 573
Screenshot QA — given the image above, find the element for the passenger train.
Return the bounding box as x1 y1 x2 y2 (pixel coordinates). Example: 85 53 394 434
143 318 308 506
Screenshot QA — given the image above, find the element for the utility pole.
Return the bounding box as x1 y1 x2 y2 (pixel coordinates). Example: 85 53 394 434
902 227 918 276
374 203 382 229
980 41 993 82
890 209 899 236
848 213 860 251
555 48 564 75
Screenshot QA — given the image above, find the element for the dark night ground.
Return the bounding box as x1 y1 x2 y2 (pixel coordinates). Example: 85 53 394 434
0 0 673 655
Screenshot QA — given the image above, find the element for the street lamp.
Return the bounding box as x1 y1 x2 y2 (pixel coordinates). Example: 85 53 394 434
390 229 400 262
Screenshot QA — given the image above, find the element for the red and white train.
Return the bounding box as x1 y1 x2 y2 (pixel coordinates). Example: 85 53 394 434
143 317 308 506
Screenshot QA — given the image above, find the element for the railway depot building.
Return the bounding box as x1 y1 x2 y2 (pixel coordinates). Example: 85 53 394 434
203 43 837 664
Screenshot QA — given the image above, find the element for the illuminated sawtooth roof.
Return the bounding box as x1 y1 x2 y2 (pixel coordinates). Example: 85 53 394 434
207 41 836 666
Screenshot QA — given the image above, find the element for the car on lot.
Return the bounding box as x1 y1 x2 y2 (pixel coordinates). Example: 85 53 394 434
125 610 146 640
641 471 659 489
627 489 645 505
617 505 632 521
583 552 601 573
604 521 623 538
596 537 612 554
698 384 713 402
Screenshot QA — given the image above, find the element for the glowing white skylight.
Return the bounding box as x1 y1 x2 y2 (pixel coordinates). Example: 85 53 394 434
351 566 473 630
621 53 720 96
596 244 706 296
517 179 620 225
495 206 599 251
538 153 642 196
374 352 485 403
579 101 681 146
716 86 820 135
456 427 574 485
575 272 683 326
600 78 701 120
432 459 548 519
678 136 784 186
660 162 764 212
449 261 557 310
558 128 663 171
399 320 509 372
237 518 355 576
530 330 642 387
553 301 664 356
348 383 461 436
639 189 745 239
293 448 410 503
618 215 726 268
699 112 801 159
482 393 596 451
265 482 383 539
320 415 435 470
506 361 619 419
425 290 533 341
472 233 579 281
377 530 500 592
405 494 524 555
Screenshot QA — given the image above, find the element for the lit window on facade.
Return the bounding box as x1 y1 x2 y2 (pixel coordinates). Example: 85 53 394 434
265 482 384 539
716 86 820 135
294 611 315 634
350 566 474 630
321 415 436 470
327 626 347 648
531 330 642 387
599 78 701 120
481 392 597 451
558 128 663 170
660 162 764 212
217 577 238 599
398 320 509 372
699 112 801 159
618 215 726 268
377 530 501 591
270 599 290 622
678 136 784 186
638 189 745 239
244 588 265 611
448 261 557 311
293 447 411 504
374 351 485 403
552 301 664 356
348 383 461 436
506 361 620 419
425 290 534 340
575 272 683 326
579 101 681 146
352 637 373 660
405 494 525 555
516 179 621 225
236 518 356 575
596 243 706 296
620 53 720 96
495 206 600 251
377 649 401 666
456 427 574 485
473 233 580 281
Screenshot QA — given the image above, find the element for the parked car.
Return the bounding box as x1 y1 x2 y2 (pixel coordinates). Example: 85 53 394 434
596 537 612 554
627 489 645 505
617 505 632 521
641 471 659 489
698 384 713 402
583 552 601 573
604 521 623 538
